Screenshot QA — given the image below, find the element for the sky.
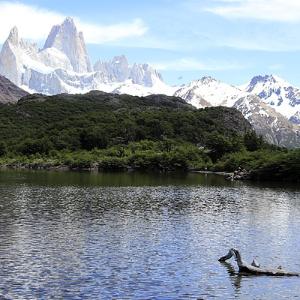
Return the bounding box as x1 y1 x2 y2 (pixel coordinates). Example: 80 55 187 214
0 0 300 87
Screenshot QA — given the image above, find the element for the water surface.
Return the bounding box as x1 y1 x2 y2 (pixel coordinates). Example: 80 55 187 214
0 170 299 299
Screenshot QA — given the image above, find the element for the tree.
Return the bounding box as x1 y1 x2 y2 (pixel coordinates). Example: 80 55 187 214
18 138 53 155
80 128 108 150
205 132 234 162
0 142 7 156
244 131 263 151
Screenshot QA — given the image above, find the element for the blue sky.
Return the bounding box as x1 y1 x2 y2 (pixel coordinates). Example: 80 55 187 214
0 0 300 86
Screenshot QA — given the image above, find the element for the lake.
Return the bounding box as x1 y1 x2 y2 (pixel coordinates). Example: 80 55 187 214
0 170 299 299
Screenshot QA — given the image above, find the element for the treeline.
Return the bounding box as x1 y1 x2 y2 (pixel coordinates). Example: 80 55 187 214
215 148 300 181
0 92 298 181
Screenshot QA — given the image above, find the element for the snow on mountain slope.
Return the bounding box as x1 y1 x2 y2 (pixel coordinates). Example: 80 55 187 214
112 79 177 97
39 47 73 71
290 111 300 125
129 63 163 87
243 75 300 124
93 55 165 89
94 55 130 83
234 94 300 148
0 26 75 88
174 77 247 108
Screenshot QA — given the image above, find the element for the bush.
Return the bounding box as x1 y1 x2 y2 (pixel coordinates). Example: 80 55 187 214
99 157 128 170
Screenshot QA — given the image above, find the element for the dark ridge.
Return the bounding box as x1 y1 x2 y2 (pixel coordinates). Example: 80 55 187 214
0 75 28 104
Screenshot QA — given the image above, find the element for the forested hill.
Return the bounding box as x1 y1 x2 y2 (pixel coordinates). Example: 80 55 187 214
0 91 252 153
2 91 296 182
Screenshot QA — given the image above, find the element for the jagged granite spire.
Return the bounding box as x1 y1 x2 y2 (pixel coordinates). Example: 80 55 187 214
129 63 163 87
94 55 130 82
7 26 19 45
0 26 22 85
43 17 92 73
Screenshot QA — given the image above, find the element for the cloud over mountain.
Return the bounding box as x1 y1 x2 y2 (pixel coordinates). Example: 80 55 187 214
0 1 147 44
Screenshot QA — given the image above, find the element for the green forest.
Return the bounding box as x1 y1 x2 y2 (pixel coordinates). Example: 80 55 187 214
0 92 299 181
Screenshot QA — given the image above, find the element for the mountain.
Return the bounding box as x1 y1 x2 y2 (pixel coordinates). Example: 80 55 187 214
92 55 175 96
175 76 300 148
243 75 300 124
0 75 28 104
233 95 300 148
43 17 92 73
0 18 166 96
174 77 246 108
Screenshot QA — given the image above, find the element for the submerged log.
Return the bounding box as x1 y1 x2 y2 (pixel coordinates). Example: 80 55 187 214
219 248 299 277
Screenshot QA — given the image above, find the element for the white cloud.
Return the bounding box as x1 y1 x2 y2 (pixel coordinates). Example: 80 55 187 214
206 0 300 22
0 1 148 44
78 19 147 44
151 58 244 71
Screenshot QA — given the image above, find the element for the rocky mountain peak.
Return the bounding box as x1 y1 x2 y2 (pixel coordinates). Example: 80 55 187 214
249 74 275 85
43 17 92 73
94 55 130 82
93 56 164 87
199 76 218 84
7 26 19 45
130 63 163 87
63 17 77 29
246 74 290 92
242 74 300 123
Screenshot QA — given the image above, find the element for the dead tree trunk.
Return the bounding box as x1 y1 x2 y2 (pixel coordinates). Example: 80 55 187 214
219 248 299 277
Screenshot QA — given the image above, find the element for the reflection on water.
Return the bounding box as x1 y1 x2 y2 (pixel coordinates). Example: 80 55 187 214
0 170 299 299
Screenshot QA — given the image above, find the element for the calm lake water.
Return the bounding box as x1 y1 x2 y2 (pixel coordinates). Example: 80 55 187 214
0 170 299 299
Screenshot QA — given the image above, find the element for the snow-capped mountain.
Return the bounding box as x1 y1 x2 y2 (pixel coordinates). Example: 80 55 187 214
234 95 300 148
242 75 300 124
174 76 247 108
93 55 163 86
0 18 168 96
43 17 92 73
174 76 300 148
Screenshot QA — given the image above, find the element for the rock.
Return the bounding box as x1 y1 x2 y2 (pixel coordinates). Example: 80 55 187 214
43 17 92 73
227 168 251 181
0 75 28 103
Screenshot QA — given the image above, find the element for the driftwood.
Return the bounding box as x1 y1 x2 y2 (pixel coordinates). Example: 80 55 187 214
219 248 299 277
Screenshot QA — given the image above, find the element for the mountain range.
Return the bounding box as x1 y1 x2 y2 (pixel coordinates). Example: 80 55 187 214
0 17 299 148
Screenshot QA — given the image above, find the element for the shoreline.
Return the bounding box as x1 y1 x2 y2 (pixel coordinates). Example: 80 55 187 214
0 161 298 183
0 162 239 180
0 161 226 173
192 170 233 177
1 165 299 184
